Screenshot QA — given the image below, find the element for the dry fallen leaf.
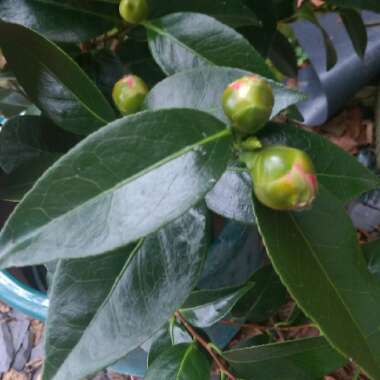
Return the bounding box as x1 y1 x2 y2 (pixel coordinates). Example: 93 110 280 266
2 369 30 380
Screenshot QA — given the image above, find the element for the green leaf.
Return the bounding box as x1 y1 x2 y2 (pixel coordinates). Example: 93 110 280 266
0 155 60 202
224 337 346 380
232 265 287 323
326 0 380 12
205 167 255 224
268 30 298 78
363 239 380 280
144 67 305 126
148 327 173 367
0 109 232 268
254 186 380 379
340 8 368 58
298 3 337 70
144 343 211 380
143 13 273 77
0 21 116 135
148 0 259 27
180 282 254 328
0 87 31 118
0 115 68 174
258 123 380 203
43 205 208 380
0 0 119 43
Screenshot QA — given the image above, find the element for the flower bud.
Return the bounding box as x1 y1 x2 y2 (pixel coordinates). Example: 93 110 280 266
119 0 149 24
222 75 274 134
112 75 149 115
249 146 318 210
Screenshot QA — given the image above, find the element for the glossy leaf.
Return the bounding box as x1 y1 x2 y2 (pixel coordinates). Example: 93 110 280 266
147 327 173 367
148 0 258 27
144 13 273 77
43 205 208 380
363 239 380 280
0 115 66 174
340 8 368 58
232 265 287 323
254 186 380 379
0 155 60 202
326 0 380 12
205 167 255 224
258 123 380 203
0 87 31 118
144 67 305 124
224 337 346 380
268 30 298 78
198 222 264 289
0 109 232 268
0 0 119 43
180 282 254 328
0 21 116 135
144 343 211 380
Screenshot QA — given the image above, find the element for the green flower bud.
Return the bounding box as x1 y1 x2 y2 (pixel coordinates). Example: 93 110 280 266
249 146 318 211
222 75 274 134
112 75 149 115
119 0 149 24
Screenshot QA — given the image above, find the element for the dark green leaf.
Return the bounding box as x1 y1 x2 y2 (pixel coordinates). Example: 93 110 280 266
180 282 254 328
298 3 337 70
205 167 255 224
240 0 277 57
0 21 116 135
0 109 232 268
144 67 305 126
254 186 380 379
0 115 68 174
144 343 211 380
77 49 126 109
43 205 208 380
0 155 60 202
0 87 31 118
148 0 258 27
116 38 166 88
148 327 173 367
363 239 380 280
0 0 119 43
170 321 193 344
258 123 380 203
268 30 298 78
326 0 380 12
224 337 346 380
340 8 368 58
232 265 287 323
144 13 273 77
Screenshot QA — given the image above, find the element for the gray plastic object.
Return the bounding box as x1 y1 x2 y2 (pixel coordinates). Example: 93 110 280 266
294 11 380 126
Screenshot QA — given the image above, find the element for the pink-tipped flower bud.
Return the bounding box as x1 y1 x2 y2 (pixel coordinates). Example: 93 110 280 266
222 75 274 135
112 74 149 115
248 145 318 210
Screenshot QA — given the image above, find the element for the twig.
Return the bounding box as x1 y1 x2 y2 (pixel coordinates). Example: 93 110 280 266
175 311 237 380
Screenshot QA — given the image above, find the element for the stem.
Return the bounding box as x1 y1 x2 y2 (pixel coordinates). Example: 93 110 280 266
175 311 237 380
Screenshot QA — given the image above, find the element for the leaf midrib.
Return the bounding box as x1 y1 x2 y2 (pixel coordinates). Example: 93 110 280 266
176 344 195 380
1 127 231 258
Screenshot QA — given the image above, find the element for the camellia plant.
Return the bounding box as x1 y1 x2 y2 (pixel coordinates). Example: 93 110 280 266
0 0 380 379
